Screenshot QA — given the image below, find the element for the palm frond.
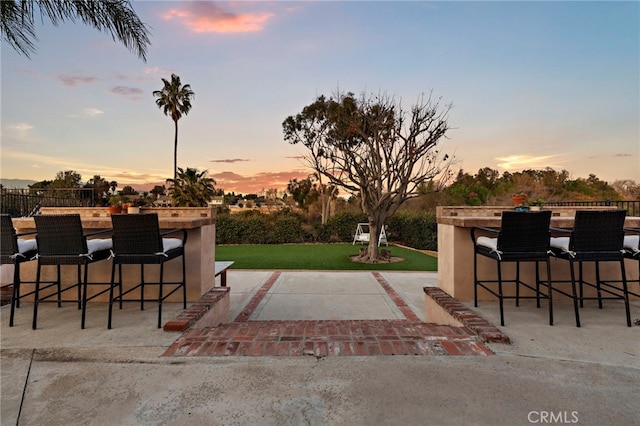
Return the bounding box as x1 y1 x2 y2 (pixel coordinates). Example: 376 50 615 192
1 0 150 61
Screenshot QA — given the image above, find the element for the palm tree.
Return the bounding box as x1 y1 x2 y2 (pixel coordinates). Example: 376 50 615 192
1 0 150 61
153 74 195 180
166 167 216 207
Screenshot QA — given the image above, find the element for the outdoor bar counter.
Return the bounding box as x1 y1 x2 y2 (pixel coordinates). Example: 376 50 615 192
7 207 216 303
436 206 640 301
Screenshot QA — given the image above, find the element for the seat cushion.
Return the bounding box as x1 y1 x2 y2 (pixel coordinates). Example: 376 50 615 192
87 238 113 254
162 238 183 253
476 236 498 251
17 238 37 254
549 236 570 253
624 235 639 256
623 235 639 251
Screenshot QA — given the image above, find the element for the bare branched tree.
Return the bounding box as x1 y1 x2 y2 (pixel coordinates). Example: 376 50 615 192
284 91 454 261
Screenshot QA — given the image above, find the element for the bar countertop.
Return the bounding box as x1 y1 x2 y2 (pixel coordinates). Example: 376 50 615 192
11 215 215 230
438 215 640 228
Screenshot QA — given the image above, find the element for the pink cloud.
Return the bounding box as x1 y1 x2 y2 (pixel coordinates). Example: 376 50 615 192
109 86 144 101
121 170 309 196
210 158 251 164
162 2 274 33
212 170 308 194
58 75 98 87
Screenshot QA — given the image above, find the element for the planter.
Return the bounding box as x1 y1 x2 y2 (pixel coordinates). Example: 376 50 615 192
512 195 527 206
107 206 122 215
127 206 140 214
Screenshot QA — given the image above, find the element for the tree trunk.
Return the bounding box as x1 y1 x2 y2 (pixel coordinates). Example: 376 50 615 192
366 212 385 262
173 119 179 180
320 192 330 224
319 185 336 225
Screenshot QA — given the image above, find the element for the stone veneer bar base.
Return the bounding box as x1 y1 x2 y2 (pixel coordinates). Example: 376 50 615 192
423 287 510 344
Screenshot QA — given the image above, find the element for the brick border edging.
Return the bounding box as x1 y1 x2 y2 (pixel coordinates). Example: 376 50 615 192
235 271 281 322
423 287 510 344
163 287 230 332
372 272 421 322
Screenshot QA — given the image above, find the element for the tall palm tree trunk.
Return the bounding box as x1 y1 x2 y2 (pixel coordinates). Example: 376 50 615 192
153 74 194 179
173 120 179 180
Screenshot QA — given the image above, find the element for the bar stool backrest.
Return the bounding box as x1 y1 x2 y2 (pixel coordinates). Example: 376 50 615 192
34 214 87 256
570 210 626 252
111 213 163 254
497 210 552 253
0 214 19 262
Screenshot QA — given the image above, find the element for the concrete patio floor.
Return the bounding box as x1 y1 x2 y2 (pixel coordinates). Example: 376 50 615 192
1 270 639 425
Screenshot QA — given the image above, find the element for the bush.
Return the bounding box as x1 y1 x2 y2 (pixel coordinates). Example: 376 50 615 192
270 214 305 244
240 214 270 244
326 212 368 242
311 222 331 243
216 209 437 249
216 210 305 244
386 211 437 250
215 214 238 244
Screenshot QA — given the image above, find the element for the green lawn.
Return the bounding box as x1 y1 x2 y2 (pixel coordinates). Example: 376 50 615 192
216 243 437 271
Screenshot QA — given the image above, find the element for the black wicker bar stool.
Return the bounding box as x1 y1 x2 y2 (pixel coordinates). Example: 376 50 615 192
472 210 553 326
32 214 113 329
599 228 640 304
1 214 38 326
549 210 631 327
621 228 640 298
108 213 187 329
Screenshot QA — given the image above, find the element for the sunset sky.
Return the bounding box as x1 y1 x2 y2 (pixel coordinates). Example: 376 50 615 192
2 1 638 195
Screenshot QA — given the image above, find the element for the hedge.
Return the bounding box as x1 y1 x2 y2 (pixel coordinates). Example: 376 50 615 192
216 209 437 250
385 211 438 250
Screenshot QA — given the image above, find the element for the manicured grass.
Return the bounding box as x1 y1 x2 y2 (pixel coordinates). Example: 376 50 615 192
216 243 437 271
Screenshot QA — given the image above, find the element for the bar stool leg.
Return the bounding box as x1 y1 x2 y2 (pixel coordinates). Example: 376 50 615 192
9 264 20 326
140 264 145 311
158 263 164 329
621 260 631 327
108 262 116 329
182 255 187 309
569 261 581 327
81 263 89 329
546 259 553 326
595 261 603 309
473 253 479 308
515 261 521 307
497 260 505 327
32 263 42 330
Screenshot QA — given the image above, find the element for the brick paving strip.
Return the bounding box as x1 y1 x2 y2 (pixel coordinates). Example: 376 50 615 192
164 271 495 357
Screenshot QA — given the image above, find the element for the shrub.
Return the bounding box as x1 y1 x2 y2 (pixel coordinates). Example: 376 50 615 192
216 209 437 249
217 210 305 244
326 212 368 242
216 214 241 244
386 211 437 250
313 222 332 243
270 213 305 244
240 214 270 244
